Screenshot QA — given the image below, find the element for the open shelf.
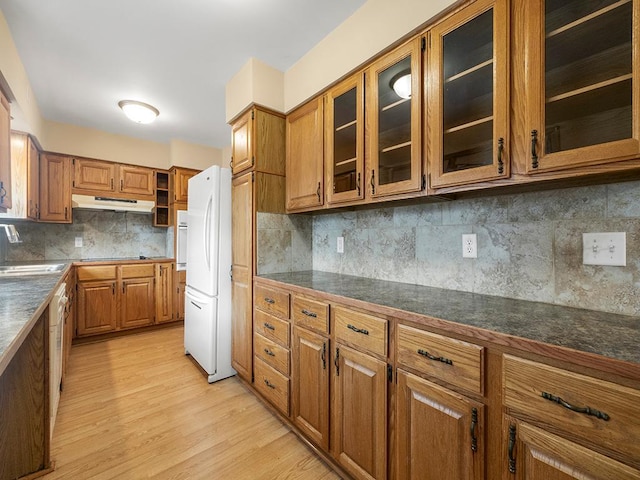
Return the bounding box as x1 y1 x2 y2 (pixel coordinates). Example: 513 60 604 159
154 171 170 227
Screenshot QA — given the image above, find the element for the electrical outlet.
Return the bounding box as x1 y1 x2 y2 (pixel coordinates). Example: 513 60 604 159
75 236 83 248
462 234 477 258
583 232 626 266
337 236 344 254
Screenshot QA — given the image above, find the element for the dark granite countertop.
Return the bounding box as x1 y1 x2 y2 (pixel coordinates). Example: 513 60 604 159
0 263 70 373
258 271 640 366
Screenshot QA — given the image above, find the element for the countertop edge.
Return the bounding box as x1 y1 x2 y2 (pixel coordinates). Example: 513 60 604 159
0 264 72 376
256 275 640 382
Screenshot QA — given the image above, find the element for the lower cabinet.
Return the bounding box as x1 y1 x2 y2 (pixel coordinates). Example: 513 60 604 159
155 263 174 324
396 370 484 480
292 326 330 450
332 343 388 480
174 269 186 321
76 262 177 338
251 279 640 480
504 419 640 480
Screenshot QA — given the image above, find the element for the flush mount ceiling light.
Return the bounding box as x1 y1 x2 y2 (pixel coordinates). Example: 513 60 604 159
391 71 412 100
118 100 159 124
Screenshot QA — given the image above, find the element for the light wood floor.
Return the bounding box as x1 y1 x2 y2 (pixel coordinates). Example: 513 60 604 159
45 326 341 480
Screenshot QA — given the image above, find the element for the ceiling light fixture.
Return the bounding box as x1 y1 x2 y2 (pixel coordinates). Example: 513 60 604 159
391 72 412 100
118 100 159 124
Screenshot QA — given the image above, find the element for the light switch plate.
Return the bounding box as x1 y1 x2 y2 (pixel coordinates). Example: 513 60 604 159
75 236 83 248
582 232 626 266
337 236 344 254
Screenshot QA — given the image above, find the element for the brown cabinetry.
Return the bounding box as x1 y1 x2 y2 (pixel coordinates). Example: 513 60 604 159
174 269 186 321
171 166 198 203
76 266 118 336
428 0 509 188
155 263 174 324
229 105 286 382
253 284 291 415
73 157 154 198
291 295 330 451
325 73 365 205
519 0 640 175
39 152 72 223
76 263 160 337
27 135 39 220
154 170 170 227
503 354 640 473
367 37 423 199
0 90 11 212
0 132 40 220
286 97 324 211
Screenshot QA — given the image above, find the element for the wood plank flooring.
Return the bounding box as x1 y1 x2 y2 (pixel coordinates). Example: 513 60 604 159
45 326 340 480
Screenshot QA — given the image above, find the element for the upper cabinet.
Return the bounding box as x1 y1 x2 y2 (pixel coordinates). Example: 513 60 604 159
325 73 365 205
171 167 199 204
73 157 154 198
367 37 423 198
40 152 72 223
286 97 324 211
0 132 39 220
0 90 11 211
231 106 286 177
429 0 510 188
522 0 640 173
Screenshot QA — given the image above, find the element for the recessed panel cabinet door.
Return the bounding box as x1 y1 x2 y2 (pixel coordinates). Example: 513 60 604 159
0 91 11 211
119 165 154 196
120 278 155 329
292 326 329 450
396 370 484 480
286 97 324 211
429 0 509 188
231 172 253 381
523 0 640 173
73 158 115 192
39 152 72 223
77 281 117 336
231 109 253 175
332 344 387 480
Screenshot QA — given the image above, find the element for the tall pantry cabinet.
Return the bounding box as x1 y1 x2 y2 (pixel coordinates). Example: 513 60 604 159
229 105 286 381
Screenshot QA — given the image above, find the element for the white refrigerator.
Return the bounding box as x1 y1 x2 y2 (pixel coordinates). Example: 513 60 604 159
184 165 235 383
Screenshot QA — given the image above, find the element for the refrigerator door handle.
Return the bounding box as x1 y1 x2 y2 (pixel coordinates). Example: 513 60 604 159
204 195 213 270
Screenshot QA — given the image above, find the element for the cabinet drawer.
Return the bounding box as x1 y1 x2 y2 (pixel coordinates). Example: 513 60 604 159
334 305 387 357
76 265 117 281
292 295 329 334
254 310 290 347
254 357 289 416
121 264 154 279
254 333 290 376
504 355 640 462
255 284 290 319
397 324 484 394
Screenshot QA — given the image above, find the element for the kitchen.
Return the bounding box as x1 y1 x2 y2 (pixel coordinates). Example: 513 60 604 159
1 0 640 479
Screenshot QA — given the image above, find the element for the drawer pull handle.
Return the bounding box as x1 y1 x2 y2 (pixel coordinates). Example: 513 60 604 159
301 309 317 318
264 379 276 389
264 297 275 304
347 324 369 335
263 348 275 357
417 348 453 366
508 424 516 473
531 130 539 169
541 392 610 421
263 322 275 331
470 407 478 452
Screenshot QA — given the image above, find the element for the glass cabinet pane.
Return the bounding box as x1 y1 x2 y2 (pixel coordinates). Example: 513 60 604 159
544 0 633 153
442 8 494 174
333 87 358 194
377 55 412 185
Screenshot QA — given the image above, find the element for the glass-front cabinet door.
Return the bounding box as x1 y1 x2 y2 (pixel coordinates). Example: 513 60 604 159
367 37 422 198
429 0 509 188
325 72 364 205
525 0 639 173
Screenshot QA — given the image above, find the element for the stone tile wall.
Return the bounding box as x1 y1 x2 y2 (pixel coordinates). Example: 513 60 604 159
311 180 640 317
2 210 168 261
256 212 313 274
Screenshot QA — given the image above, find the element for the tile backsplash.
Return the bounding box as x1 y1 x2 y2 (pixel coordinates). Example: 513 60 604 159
1 210 168 262
258 180 640 317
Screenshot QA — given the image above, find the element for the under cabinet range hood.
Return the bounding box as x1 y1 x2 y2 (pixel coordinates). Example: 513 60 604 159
71 194 155 213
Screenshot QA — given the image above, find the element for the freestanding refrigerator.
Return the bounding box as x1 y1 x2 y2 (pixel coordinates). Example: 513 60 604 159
184 165 236 383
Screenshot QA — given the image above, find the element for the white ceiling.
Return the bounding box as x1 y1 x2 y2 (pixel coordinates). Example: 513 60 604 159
0 0 366 148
